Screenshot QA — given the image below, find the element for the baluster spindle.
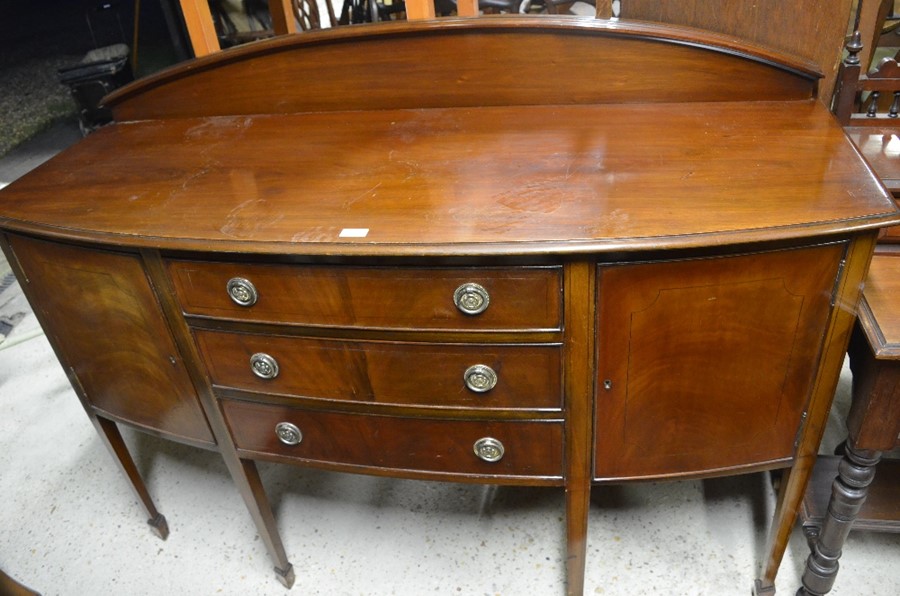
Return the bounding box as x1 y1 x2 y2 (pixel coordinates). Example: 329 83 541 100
867 91 881 117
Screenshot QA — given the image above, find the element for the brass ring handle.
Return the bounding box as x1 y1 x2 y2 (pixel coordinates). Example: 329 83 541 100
275 422 302 446
250 352 279 379
473 437 505 462
453 283 490 315
227 277 258 307
464 364 497 393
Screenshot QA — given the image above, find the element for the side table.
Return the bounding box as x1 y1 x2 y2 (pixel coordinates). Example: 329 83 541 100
798 253 900 595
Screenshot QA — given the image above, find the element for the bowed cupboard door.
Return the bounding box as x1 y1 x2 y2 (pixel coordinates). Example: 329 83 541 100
593 243 845 481
3 234 214 446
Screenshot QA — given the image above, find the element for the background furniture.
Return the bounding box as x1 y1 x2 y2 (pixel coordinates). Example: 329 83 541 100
610 0 855 107
797 3 900 593
1 18 898 596
832 1 900 243
798 255 900 596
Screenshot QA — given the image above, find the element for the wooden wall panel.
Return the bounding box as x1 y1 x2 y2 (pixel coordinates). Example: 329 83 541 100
620 0 855 105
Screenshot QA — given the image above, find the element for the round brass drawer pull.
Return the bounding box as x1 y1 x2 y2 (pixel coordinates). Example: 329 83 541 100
464 364 497 393
250 353 279 379
227 277 258 307
453 283 490 315
473 437 505 462
275 422 303 446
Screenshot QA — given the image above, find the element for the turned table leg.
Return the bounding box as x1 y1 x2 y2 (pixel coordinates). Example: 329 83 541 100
93 416 169 539
797 440 881 596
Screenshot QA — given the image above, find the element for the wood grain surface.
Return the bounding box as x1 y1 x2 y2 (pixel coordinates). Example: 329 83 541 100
104 17 819 121
4 235 215 445
195 329 563 410
169 261 562 330
0 102 895 255
857 253 900 358
222 398 564 481
594 243 844 480
621 0 854 105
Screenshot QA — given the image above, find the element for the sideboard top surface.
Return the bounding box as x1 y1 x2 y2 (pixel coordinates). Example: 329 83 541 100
0 100 897 256
1 19 898 256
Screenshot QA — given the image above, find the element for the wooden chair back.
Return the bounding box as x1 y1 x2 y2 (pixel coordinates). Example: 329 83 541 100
405 0 479 19
833 32 900 124
179 0 306 55
831 0 900 243
405 0 610 19
292 0 339 30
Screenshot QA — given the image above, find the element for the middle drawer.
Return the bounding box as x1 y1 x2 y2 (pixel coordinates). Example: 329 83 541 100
195 329 562 410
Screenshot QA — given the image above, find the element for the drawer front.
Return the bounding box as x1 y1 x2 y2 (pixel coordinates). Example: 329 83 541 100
196 330 562 410
222 399 563 479
168 261 561 331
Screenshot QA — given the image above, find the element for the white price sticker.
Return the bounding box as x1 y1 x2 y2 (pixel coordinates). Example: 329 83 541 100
339 228 369 238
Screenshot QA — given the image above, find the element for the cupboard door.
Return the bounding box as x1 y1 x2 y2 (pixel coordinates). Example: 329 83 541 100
594 243 844 480
6 235 214 445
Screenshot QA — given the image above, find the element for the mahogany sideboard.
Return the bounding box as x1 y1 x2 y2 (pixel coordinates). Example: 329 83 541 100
2 17 899 595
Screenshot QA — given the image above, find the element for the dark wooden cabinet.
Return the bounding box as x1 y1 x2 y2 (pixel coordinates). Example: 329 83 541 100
1 18 899 596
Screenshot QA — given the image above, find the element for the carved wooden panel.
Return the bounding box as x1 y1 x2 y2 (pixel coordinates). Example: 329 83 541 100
594 243 845 480
6 235 214 445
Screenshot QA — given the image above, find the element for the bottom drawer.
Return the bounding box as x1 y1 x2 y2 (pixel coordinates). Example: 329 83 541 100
221 399 563 481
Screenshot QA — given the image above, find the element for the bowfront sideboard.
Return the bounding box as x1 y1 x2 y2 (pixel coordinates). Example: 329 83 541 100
2 17 898 595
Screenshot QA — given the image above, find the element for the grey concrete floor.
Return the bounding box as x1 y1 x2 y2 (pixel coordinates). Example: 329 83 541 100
1 123 899 595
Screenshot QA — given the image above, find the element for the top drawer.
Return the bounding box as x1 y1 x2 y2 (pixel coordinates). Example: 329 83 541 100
167 261 562 331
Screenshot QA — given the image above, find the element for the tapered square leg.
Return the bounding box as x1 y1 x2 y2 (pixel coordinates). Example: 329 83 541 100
274 563 295 589
229 458 295 588
93 416 169 539
148 512 170 540
565 485 589 596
